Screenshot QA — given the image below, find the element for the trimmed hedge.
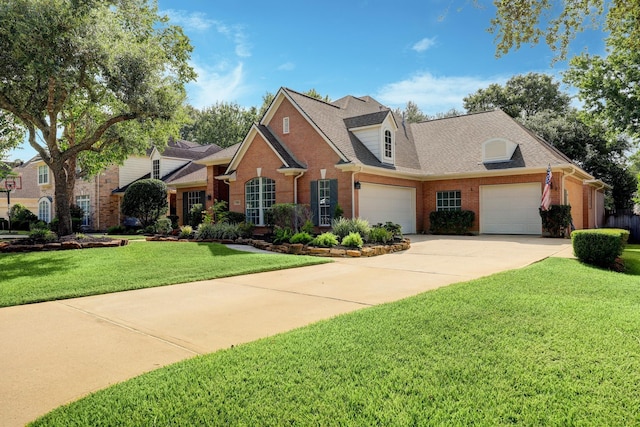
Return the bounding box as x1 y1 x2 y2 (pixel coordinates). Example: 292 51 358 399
429 210 475 235
572 228 629 268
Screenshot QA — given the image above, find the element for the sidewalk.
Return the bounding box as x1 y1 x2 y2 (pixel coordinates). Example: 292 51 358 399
0 235 572 426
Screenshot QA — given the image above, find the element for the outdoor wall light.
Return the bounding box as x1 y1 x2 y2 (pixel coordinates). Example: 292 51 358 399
354 181 361 190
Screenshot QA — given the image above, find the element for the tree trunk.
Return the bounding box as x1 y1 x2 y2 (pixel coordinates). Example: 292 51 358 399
51 160 76 237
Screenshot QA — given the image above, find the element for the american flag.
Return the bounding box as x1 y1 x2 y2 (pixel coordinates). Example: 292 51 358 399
540 165 552 211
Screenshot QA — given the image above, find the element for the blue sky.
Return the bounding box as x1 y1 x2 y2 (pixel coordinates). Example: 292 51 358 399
6 0 607 161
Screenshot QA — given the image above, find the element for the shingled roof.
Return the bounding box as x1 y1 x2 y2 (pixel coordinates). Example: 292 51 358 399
410 109 575 175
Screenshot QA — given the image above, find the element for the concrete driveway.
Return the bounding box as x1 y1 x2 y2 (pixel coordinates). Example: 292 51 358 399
0 235 572 426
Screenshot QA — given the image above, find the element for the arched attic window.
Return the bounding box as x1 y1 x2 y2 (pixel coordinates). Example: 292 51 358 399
383 129 393 161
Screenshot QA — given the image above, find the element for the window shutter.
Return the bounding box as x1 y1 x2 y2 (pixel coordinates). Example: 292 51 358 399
182 195 189 225
198 191 206 206
329 179 338 219
310 180 319 226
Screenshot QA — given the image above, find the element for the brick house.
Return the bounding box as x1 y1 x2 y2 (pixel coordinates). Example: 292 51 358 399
8 139 221 230
197 87 608 235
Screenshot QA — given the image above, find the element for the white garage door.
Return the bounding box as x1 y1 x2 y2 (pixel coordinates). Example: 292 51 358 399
480 183 542 234
359 183 416 234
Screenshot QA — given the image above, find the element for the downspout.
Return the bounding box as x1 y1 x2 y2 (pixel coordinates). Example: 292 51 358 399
561 166 576 205
294 171 305 204
351 167 362 218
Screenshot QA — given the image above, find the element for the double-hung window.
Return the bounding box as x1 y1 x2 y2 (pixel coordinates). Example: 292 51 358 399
436 190 461 211
245 177 275 225
152 159 160 179
38 165 49 185
76 195 91 227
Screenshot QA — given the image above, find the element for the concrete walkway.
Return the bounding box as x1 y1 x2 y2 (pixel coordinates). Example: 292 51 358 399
0 235 572 426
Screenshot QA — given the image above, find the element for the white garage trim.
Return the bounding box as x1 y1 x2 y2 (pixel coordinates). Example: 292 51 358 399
480 183 542 235
358 183 416 234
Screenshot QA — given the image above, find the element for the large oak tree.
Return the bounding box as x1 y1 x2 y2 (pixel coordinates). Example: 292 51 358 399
0 0 195 235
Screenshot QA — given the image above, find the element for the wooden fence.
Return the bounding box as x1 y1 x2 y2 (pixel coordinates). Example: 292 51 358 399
605 210 640 243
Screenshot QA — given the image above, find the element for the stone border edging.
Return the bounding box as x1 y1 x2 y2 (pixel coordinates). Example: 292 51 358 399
0 239 129 253
146 236 411 257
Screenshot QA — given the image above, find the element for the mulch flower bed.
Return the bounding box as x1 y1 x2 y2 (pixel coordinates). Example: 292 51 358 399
146 235 411 258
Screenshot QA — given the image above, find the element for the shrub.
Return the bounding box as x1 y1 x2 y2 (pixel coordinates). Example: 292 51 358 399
290 232 314 245
266 203 312 232
237 222 254 238
74 233 89 240
374 222 403 239
368 226 393 244
121 179 168 228
301 219 314 234
540 205 572 238
9 203 38 230
572 228 629 268
188 203 204 227
331 217 370 240
106 225 126 235
341 231 364 248
28 225 57 242
223 211 246 224
311 232 339 248
155 217 173 235
167 215 179 229
272 226 294 244
179 225 193 239
429 210 475 235
334 204 344 219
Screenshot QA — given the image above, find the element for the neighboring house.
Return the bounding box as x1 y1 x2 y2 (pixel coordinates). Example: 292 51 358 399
9 139 221 230
197 87 608 235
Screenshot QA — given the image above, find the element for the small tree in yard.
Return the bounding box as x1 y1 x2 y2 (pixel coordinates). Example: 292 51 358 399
121 179 168 228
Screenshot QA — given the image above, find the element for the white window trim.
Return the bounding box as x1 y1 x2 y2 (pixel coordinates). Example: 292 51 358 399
382 128 394 162
38 197 52 223
38 165 49 185
436 190 462 212
283 117 290 134
245 177 275 226
76 195 91 227
152 159 160 179
318 179 331 226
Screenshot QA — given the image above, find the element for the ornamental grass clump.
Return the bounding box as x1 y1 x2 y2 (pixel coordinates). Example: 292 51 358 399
195 222 241 240
179 225 193 239
331 217 370 240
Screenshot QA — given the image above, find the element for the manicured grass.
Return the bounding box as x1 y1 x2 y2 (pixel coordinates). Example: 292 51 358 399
623 244 640 275
32 255 640 426
0 242 329 307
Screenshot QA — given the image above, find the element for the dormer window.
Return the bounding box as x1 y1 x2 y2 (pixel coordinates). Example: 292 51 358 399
152 159 160 179
283 117 290 134
482 138 518 163
384 130 393 159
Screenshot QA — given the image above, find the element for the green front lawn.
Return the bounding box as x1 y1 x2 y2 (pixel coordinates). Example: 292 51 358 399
0 242 329 307
32 248 640 426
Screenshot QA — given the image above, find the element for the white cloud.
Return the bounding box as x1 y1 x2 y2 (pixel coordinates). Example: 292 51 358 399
186 61 248 109
412 37 437 53
277 62 295 71
163 9 251 57
375 72 509 115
